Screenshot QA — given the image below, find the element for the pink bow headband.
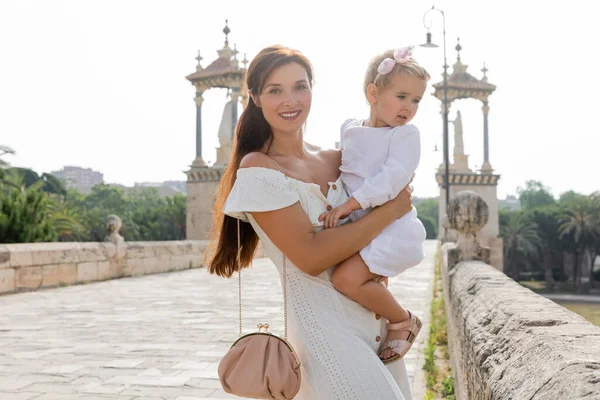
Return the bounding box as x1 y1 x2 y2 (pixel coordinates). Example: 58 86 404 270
374 46 414 82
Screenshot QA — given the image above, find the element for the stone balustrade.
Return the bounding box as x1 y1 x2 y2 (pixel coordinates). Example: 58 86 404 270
0 214 264 296
0 240 208 295
442 191 600 399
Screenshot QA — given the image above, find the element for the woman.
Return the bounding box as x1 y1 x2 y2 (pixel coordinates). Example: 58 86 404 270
207 45 415 399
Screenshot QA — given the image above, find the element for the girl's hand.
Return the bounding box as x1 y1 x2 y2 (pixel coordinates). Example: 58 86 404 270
319 197 361 229
319 203 353 229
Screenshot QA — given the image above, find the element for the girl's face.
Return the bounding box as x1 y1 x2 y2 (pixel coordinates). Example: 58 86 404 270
368 73 427 128
255 62 312 135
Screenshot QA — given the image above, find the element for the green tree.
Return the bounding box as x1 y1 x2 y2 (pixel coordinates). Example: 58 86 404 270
416 198 439 226
1 168 41 192
11 167 40 188
78 184 130 241
559 193 600 293
500 213 543 280
0 189 57 243
128 189 186 241
518 180 555 210
528 206 566 288
0 167 66 196
46 194 87 241
418 216 437 240
559 190 586 207
166 193 187 240
40 173 67 196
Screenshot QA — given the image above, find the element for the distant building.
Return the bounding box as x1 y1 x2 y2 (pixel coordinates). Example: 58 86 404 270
163 180 187 194
51 166 103 193
499 195 521 211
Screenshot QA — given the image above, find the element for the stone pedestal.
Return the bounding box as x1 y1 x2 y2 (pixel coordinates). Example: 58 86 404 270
438 172 503 270
446 191 491 270
186 166 224 240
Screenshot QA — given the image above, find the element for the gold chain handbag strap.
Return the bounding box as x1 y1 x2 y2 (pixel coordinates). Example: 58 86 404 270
237 217 289 340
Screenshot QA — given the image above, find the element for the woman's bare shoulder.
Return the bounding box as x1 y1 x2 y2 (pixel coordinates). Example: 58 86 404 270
239 152 278 170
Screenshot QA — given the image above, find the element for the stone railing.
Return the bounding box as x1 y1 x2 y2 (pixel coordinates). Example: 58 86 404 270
1 215 265 295
441 191 600 400
0 240 207 295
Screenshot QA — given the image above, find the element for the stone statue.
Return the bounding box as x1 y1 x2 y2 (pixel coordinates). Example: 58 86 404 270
452 110 464 156
450 110 471 172
446 191 491 269
104 215 124 244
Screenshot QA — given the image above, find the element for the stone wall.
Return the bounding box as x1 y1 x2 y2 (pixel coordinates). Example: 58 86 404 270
441 243 600 400
0 241 208 295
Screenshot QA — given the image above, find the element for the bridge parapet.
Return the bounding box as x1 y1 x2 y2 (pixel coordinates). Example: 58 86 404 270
442 191 600 399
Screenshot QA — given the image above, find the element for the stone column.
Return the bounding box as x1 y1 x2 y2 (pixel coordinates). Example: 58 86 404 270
481 101 492 173
193 92 206 167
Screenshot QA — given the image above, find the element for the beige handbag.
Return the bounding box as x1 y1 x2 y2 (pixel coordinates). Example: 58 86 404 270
218 219 301 399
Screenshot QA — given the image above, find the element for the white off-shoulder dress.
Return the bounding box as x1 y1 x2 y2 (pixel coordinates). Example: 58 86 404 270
224 167 412 400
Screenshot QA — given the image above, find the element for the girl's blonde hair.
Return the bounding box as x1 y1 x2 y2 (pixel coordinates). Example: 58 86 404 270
363 49 431 96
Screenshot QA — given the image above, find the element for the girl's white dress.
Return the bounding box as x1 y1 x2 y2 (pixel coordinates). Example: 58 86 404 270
340 119 427 277
224 167 412 400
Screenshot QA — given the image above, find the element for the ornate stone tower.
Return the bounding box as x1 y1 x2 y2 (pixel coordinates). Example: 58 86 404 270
185 21 247 239
433 40 503 270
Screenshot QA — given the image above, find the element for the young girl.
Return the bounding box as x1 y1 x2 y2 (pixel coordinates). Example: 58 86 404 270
319 46 429 364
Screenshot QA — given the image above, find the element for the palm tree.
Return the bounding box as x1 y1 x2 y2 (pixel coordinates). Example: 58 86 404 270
46 194 87 241
0 167 44 193
500 213 544 280
559 193 600 293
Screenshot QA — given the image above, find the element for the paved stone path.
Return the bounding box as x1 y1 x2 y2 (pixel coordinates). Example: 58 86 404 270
0 240 436 400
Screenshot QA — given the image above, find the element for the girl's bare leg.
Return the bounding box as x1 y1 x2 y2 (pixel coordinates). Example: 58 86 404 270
331 253 411 357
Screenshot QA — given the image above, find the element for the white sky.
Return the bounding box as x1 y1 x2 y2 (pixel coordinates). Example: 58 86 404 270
1 0 599 199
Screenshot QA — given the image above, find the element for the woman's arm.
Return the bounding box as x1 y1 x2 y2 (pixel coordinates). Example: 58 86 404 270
241 152 412 277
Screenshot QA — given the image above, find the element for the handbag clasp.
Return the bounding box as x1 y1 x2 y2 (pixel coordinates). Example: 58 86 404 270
257 322 270 332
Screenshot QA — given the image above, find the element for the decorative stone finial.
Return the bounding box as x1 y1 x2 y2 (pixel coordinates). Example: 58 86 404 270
446 191 491 269
223 19 230 47
231 43 239 67
242 53 248 70
482 62 488 82
195 50 203 72
104 215 124 244
455 37 462 62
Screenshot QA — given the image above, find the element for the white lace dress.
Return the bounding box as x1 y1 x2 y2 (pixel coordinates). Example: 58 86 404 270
224 167 412 400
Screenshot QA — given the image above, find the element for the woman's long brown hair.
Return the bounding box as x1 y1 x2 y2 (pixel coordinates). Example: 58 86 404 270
205 45 314 277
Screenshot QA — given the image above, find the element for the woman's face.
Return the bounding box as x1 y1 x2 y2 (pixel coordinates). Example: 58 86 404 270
256 62 312 135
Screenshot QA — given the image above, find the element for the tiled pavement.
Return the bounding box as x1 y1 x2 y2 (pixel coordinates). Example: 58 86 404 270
0 240 436 400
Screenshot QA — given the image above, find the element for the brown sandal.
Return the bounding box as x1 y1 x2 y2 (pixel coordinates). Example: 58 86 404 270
378 310 422 365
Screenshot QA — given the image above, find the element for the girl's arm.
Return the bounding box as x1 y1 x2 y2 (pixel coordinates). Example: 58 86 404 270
351 125 420 209
242 153 413 277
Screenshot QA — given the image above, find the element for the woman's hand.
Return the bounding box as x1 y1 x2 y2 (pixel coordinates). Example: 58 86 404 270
383 182 414 219
376 276 389 287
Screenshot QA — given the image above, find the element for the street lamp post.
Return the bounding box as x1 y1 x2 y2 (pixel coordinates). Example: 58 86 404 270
420 5 450 212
